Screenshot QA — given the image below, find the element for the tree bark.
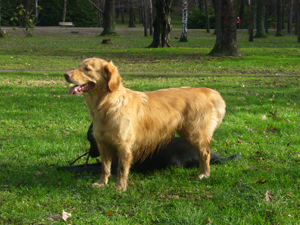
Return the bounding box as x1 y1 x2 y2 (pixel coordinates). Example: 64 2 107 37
128 0 135 27
247 0 254 41
149 0 153 35
0 0 3 37
265 1 268 33
121 1 124 24
96 0 101 27
239 0 245 29
205 0 210 33
288 0 294 33
63 0 67 22
143 0 148 37
179 0 188 42
209 0 241 56
100 0 117 36
297 0 300 41
255 0 267 37
147 0 173 48
276 0 284 36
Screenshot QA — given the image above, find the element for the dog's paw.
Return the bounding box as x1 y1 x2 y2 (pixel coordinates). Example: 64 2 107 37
199 174 210 180
115 182 127 191
92 183 105 188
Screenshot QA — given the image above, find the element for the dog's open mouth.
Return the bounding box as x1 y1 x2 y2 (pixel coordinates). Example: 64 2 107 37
68 82 95 95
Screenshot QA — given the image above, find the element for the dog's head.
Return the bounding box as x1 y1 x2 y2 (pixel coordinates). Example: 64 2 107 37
64 58 122 95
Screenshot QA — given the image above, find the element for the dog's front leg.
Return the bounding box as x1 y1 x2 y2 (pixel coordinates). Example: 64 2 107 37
115 148 133 191
92 144 113 188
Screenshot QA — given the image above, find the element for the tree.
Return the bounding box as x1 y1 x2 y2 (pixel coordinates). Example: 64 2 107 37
247 0 254 41
288 0 294 33
148 0 153 35
179 0 188 42
128 0 135 27
204 0 210 33
0 0 4 37
239 0 245 29
63 0 67 22
209 0 241 56
100 0 117 36
96 0 101 27
147 0 173 47
255 0 267 38
297 0 300 41
143 0 148 36
275 0 284 36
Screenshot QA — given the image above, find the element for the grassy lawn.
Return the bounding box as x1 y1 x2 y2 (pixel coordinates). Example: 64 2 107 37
0 28 300 224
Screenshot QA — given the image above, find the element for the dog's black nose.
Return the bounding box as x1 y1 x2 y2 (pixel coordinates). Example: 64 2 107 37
64 72 73 80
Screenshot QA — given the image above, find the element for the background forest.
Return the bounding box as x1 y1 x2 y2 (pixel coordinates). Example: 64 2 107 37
0 0 294 29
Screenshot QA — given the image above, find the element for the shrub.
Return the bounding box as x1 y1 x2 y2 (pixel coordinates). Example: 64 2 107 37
187 7 215 29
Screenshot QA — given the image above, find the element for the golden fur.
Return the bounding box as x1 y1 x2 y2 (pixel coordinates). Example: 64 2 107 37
64 58 226 191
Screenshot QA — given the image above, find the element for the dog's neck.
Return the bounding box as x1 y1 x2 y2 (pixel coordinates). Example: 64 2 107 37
86 84 126 121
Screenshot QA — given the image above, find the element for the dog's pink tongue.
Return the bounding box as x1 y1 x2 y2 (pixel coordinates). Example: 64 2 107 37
68 86 78 95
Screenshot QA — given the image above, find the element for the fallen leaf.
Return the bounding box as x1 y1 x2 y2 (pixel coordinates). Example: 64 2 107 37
264 190 273 202
286 193 293 197
62 130 70 135
62 210 71 221
248 166 258 171
15 181 25 188
159 195 179 200
237 139 242 144
46 215 61 221
50 89 56 92
107 211 113 216
205 218 213 224
206 195 213 199
256 157 264 161
262 114 267 120
256 180 268 184
225 139 230 146
269 110 277 119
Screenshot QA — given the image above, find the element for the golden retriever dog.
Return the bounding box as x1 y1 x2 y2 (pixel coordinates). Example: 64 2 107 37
64 58 226 191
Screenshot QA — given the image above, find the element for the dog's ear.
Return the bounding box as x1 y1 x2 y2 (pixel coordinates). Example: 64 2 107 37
103 61 121 92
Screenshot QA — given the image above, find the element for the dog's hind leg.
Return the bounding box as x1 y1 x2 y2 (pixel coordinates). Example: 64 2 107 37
115 147 133 191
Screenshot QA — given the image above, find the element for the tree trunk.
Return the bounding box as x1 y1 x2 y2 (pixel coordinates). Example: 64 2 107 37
63 0 67 22
179 0 188 42
143 0 148 37
0 0 3 38
239 0 245 29
265 1 268 33
121 1 124 24
297 0 300 41
247 0 254 41
276 0 284 36
205 0 210 33
209 0 241 56
96 0 101 27
147 0 173 48
296 0 298 35
149 0 153 35
255 0 267 37
211 0 217 35
128 0 135 27
288 0 294 33
100 0 117 36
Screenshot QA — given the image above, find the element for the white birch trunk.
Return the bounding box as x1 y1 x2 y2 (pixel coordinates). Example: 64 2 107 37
179 0 188 42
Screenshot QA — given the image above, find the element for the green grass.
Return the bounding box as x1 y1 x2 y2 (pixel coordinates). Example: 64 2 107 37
0 29 300 224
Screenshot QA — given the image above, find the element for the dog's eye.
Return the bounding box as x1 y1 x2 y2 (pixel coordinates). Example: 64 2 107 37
85 67 91 71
